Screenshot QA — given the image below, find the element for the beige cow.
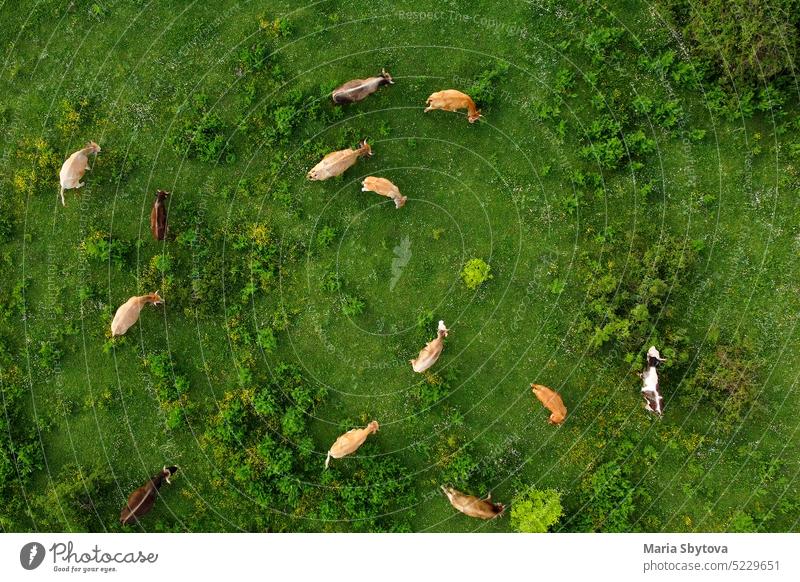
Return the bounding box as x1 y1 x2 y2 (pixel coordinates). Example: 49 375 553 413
410 320 449 373
361 176 407 209
307 139 372 181
530 383 567 425
110 292 164 337
325 420 379 469
441 486 505 519
424 90 481 123
59 141 101 206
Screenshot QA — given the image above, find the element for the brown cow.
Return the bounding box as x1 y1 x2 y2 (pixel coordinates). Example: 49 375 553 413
441 486 505 519
59 141 101 206
332 69 393 104
307 139 373 181
424 90 481 123
325 420 379 469
120 466 178 526
410 320 449 373
110 292 164 337
361 176 407 209
150 190 169 241
530 384 567 425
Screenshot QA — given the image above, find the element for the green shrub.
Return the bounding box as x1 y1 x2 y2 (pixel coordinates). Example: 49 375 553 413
145 352 191 429
665 0 800 85
315 447 417 532
341 294 365 317
576 235 696 362
511 487 563 533
316 225 337 248
80 230 130 268
461 258 492 290
171 94 229 162
578 460 638 532
681 341 761 431
466 61 510 106
236 41 270 76
26 464 114 532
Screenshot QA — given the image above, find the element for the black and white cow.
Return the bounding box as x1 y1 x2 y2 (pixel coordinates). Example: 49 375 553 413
640 346 666 416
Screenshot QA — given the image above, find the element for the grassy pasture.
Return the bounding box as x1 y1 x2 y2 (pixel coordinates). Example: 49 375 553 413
0 0 798 532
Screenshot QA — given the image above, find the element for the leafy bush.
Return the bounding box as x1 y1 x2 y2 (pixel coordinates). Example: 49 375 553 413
461 258 492 290
665 0 800 85
315 447 417 532
511 487 563 533
681 341 762 431
412 370 454 407
466 61 510 106
203 362 328 521
341 294 365 317
0 342 42 527
80 230 130 269
171 94 229 162
320 271 341 293
576 235 696 363
316 225 337 248
236 41 270 76
145 352 191 429
577 460 638 532
26 464 114 532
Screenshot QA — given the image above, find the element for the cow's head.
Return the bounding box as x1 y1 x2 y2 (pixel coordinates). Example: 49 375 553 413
358 139 373 156
380 68 394 84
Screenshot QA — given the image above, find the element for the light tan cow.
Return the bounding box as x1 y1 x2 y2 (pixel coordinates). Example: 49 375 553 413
307 139 372 181
110 292 164 337
410 320 449 373
325 420 379 469
530 383 567 425
424 90 481 123
441 486 505 519
361 176 407 209
59 141 101 206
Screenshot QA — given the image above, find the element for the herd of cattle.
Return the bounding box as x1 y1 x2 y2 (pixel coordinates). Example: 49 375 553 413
57 69 666 526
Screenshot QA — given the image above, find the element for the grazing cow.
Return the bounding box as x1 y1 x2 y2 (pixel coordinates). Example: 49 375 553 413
150 190 169 241
530 383 567 425
361 176 407 209
640 346 666 416
110 292 164 337
410 320 449 373
307 139 373 181
120 466 179 526
441 486 505 519
332 69 393 104
325 420 379 469
424 90 481 123
58 141 101 206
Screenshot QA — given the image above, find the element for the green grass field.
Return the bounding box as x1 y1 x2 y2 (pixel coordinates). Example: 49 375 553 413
1 0 798 533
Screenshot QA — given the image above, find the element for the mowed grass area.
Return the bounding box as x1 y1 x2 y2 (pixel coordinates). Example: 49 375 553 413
1 0 798 532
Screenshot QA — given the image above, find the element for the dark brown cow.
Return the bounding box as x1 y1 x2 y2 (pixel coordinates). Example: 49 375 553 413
120 466 178 526
150 190 168 241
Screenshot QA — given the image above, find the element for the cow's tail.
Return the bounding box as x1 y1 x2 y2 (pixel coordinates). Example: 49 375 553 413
59 185 65 206
324 452 331 470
